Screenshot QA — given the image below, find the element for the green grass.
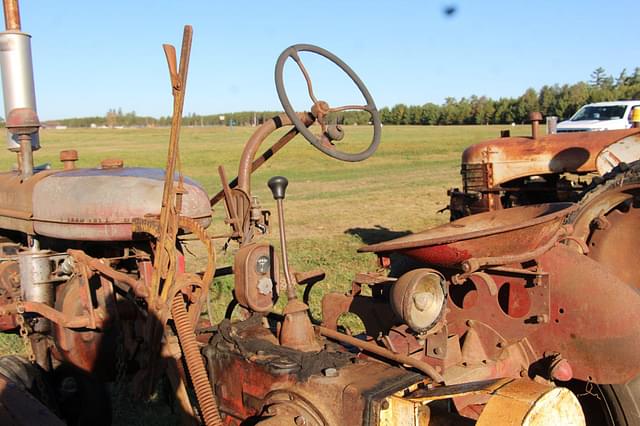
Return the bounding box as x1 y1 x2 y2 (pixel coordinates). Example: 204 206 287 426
0 123 537 423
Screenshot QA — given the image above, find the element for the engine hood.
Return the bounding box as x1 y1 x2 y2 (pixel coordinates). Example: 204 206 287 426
0 166 212 241
461 128 640 186
557 119 628 131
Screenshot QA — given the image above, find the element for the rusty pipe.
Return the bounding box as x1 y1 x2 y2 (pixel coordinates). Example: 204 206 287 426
18 135 31 178
529 112 542 140
172 293 223 426
317 325 444 383
236 112 314 195
211 125 300 206
3 0 20 31
0 301 91 328
68 250 149 298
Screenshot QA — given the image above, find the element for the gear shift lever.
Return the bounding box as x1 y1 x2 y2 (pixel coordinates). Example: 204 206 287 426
268 176 320 352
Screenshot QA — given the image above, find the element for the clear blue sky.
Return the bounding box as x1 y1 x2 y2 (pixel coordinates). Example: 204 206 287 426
13 1 640 120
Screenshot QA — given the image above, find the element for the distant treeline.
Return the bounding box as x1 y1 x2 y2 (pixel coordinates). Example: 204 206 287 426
44 67 640 128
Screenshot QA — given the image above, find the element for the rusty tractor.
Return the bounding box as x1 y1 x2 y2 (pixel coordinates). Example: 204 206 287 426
356 117 640 424
0 0 602 425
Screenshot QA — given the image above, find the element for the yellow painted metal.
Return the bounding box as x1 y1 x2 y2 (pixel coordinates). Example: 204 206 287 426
379 393 430 426
477 379 585 426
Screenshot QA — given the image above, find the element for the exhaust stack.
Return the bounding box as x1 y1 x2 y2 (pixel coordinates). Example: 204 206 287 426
0 0 40 153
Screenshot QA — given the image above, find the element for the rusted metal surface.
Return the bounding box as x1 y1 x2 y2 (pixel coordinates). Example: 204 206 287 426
528 111 542 140
31 167 211 241
68 249 149 298
2 0 19 31
461 129 640 188
318 325 444 383
361 203 576 268
0 261 18 330
205 319 427 426
233 243 278 313
59 149 77 170
530 245 640 383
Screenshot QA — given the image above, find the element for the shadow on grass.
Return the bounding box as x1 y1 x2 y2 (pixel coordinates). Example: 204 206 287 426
344 225 412 245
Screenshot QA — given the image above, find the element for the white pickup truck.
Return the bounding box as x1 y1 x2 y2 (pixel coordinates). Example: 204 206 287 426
557 100 640 133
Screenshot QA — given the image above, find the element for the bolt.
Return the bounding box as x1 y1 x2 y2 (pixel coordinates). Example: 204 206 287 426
323 367 338 377
536 314 549 324
433 347 442 355
592 216 610 230
295 416 307 426
380 399 390 410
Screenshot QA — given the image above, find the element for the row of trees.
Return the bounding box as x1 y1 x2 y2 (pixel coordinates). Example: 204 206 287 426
50 67 640 128
378 67 640 125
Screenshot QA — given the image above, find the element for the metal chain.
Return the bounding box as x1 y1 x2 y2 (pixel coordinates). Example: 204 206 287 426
114 330 127 395
15 296 51 409
15 298 36 362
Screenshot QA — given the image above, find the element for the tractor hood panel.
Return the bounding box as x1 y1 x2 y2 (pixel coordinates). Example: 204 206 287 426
461 129 640 186
30 167 211 241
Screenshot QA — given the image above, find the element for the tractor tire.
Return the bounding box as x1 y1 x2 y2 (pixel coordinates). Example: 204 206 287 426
565 161 640 425
0 355 58 412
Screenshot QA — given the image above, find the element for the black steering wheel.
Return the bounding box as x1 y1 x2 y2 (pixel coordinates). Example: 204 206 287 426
274 44 382 162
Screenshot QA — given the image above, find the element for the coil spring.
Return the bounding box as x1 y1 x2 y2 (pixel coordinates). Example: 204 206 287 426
172 292 223 426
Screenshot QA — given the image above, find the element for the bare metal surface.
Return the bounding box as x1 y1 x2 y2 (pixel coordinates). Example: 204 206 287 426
0 31 40 151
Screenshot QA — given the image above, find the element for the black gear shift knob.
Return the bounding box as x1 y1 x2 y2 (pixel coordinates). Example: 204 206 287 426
268 176 288 200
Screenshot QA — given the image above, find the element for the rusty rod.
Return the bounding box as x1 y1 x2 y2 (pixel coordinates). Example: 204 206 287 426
317 326 444 383
211 112 314 206
0 301 90 328
152 25 192 303
3 0 20 31
68 250 149 298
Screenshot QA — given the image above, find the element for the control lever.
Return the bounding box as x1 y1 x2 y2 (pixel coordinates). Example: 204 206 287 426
268 176 320 352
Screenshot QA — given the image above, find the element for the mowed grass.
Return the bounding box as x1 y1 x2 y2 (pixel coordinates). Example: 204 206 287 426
0 124 536 423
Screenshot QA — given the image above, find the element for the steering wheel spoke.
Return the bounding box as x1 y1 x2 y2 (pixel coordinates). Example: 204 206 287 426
327 104 369 114
289 50 319 105
275 44 382 162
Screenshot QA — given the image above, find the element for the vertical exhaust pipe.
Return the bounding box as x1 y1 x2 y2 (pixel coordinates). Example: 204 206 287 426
0 0 40 153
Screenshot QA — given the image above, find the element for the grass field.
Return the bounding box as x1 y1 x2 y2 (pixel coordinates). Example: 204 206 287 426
0 123 537 423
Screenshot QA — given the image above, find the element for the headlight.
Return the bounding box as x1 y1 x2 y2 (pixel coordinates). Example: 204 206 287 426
391 269 447 333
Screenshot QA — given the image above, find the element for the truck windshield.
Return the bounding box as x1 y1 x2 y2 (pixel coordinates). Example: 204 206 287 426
571 105 627 121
